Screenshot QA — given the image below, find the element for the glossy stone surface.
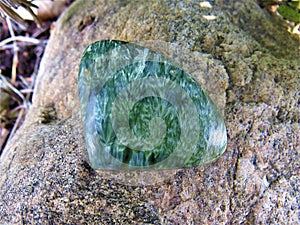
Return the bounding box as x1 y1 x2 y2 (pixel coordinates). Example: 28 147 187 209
78 40 227 170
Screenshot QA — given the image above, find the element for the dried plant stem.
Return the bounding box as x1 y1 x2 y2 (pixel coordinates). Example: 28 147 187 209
0 36 40 47
6 107 26 144
0 75 26 106
6 17 18 84
0 75 28 151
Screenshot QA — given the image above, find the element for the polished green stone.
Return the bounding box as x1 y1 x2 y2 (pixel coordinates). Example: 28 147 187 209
78 40 227 170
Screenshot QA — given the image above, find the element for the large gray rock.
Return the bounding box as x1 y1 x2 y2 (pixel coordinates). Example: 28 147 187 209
0 0 299 224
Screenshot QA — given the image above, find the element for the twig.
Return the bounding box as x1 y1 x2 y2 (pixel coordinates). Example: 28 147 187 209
0 43 14 50
0 75 26 106
6 17 18 84
0 36 40 47
0 75 28 146
0 39 48 50
20 88 33 94
6 107 26 144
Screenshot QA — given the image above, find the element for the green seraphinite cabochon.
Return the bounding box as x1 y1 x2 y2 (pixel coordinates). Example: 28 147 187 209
78 40 227 170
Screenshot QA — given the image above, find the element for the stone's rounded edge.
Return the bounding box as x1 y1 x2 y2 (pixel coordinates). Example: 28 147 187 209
78 40 133 171
80 40 127 62
185 95 227 167
78 40 228 171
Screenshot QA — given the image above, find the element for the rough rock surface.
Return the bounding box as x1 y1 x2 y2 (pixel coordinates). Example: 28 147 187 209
0 0 299 224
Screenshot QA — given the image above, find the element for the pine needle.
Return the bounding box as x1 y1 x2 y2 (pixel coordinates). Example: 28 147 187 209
0 0 41 26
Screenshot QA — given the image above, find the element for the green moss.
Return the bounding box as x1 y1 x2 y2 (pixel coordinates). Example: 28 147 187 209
278 4 300 23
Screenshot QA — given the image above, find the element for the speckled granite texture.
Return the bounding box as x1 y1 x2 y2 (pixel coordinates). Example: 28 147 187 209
0 0 299 224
